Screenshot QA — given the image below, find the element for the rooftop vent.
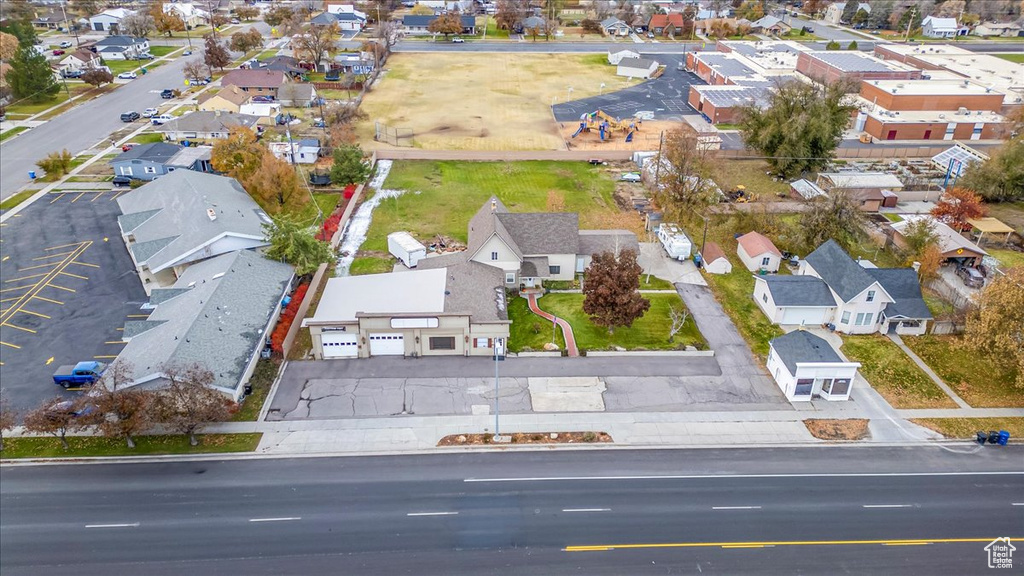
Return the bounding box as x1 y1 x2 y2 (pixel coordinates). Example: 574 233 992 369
207 208 217 221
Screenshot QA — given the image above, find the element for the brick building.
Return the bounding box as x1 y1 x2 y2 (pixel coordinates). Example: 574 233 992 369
795 51 922 87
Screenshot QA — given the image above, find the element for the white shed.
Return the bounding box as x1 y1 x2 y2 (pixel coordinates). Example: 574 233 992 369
608 49 641 65
766 330 860 402
617 57 659 79
657 223 692 261
700 242 732 275
736 231 782 273
388 231 427 268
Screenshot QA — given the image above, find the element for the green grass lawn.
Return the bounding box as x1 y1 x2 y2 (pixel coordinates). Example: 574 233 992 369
368 160 626 253
911 417 1024 439
3 91 71 118
994 54 1024 63
883 213 903 223
921 288 954 318
988 248 1024 270
639 275 675 290
0 126 29 141
1 433 262 458
350 256 395 275
705 266 783 358
480 17 511 39
712 160 793 198
533 292 705 352
148 45 179 57
0 189 37 211
508 295 567 352
841 334 958 409
902 335 1024 408
130 132 167 144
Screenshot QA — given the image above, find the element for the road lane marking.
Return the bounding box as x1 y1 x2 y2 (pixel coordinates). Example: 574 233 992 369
0 285 37 293
407 512 459 517
1012 503 1024 506
564 537 1024 553
3 243 88 327
249 517 302 522
562 508 611 513
126 314 150 318
466 471 1024 483
93 355 119 359
885 542 931 546
34 252 73 260
45 243 82 251
16 262 60 272
85 523 139 529
722 544 767 548
863 505 913 508
104 341 126 345
713 506 761 510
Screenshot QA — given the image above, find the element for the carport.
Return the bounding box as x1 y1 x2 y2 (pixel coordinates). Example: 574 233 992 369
966 217 1015 246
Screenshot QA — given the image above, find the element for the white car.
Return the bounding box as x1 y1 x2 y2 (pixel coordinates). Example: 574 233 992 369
142 107 159 118
621 172 642 183
59 41 72 48
151 114 175 125
117 71 137 80
451 37 464 43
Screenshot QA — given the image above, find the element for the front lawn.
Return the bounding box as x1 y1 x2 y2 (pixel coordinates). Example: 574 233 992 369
0 126 29 141
148 45 179 57
705 266 783 358
0 433 262 458
988 248 1024 270
534 292 705 352
3 90 71 118
130 132 167 144
995 53 1024 63
508 295 567 352
902 335 1024 408
841 334 958 409
366 160 636 253
639 274 675 290
911 417 1024 439
350 256 395 275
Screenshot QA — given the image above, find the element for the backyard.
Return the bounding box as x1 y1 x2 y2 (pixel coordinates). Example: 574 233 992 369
841 335 958 409
357 52 639 150
903 335 1024 408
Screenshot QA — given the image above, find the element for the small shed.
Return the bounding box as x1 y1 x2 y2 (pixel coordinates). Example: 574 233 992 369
388 231 427 268
736 231 782 273
608 49 641 65
617 57 659 79
700 242 732 275
790 179 826 200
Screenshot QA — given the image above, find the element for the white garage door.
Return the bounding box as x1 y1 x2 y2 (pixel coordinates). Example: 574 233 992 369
780 307 828 326
369 333 404 356
322 333 358 358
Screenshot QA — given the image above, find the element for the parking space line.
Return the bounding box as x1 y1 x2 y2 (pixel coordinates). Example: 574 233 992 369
70 192 87 203
46 284 76 293
45 243 83 251
70 261 100 268
94 355 119 359
90 192 106 202
5 273 48 283
18 309 51 319
32 295 64 305
33 252 73 261
2 323 37 334
110 191 126 201
0 285 36 293
59 271 89 280
0 341 21 349
49 193 66 204
16 262 61 272
1 242 89 327
104 341 126 345
126 314 150 318
0 297 20 303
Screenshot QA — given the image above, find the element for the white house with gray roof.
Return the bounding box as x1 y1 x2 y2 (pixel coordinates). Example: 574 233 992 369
753 239 931 335
766 330 861 402
116 170 271 294
118 250 294 400
157 111 261 141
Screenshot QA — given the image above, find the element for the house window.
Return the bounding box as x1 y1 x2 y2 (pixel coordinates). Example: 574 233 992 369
841 311 850 324
794 379 813 397
121 166 133 176
821 379 834 394
143 166 157 174
491 251 498 261
549 265 561 275
866 290 875 302
855 312 873 326
505 273 515 284
762 293 768 303
761 257 771 266
429 336 456 350
474 338 491 348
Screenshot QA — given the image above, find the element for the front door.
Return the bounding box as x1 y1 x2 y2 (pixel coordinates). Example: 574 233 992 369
923 129 931 140
886 130 897 140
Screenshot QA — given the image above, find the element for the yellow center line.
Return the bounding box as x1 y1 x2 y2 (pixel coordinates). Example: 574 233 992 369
70 192 87 203
49 193 67 204
722 545 767 548
4 273 48 283
18 309 51 319
16 262 61 272
70 261 100 268
31 295 64 305
564 537 1018 552
1 242 89 326
2 323 37 334
46 284 76 293
0 341 21 349
33 252 74 261
59 271 89 280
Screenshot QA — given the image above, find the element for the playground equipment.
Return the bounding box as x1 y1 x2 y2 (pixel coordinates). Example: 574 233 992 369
572 110 641 142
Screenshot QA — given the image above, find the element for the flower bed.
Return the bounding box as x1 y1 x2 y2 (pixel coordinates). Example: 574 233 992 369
270 283 309 353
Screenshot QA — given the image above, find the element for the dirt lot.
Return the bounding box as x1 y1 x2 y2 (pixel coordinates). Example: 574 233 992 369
358 53 639 151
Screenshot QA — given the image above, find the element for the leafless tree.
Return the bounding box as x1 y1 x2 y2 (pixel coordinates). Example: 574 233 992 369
658 126 719 210
153 363 234 446
120 12 156 38
182 58 211 83
87 361 154 449
23 397 87 450
292 22 340 71
668 306 690 343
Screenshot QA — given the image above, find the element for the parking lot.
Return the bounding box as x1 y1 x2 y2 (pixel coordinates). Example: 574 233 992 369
0 189 147 411
553 53 706 122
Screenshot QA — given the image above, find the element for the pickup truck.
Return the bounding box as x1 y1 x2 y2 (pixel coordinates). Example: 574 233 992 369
52 361 107 389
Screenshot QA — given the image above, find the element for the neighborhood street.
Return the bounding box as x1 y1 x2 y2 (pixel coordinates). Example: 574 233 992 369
1 447 1021 575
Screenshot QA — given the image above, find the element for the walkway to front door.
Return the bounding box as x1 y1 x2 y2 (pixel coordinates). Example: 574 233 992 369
526 294 580 357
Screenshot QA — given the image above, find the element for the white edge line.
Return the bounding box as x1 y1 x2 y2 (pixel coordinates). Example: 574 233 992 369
248 517 302 522
712 506 762 510
862 504 913 508
85 523 139 528
562 508 611 512
407 512 459 517
1012 503 1024 506
464 471 1024 483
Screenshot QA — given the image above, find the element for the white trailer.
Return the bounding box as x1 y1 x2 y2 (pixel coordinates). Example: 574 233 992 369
657 223 692 261
387 231 427 268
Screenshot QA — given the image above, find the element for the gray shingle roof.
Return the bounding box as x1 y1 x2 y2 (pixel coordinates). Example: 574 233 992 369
158 111 260 135
762 275 837 307
770 330 844 374
867 268 932 320
497 212 579 255
119 250 294 394
115 142 181 164
618 57 657 70
803 239 877 303
468 197 519 259
578 229 640 257
442 260 508 322
116 171 269 273
520 256 549 277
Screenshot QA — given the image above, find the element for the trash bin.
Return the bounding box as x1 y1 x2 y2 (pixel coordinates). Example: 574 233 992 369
998 430 1010 446
988 431 1001 444
244 384 253 396
976 431 987 445
28 171 36 179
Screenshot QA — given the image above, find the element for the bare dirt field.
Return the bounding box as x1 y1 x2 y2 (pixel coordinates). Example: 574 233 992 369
358 53 639 151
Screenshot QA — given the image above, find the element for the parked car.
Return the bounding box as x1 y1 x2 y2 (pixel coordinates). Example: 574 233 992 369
452 37 464 43
956 265 985 288
113 175 134 187
190 76 211 85
231 18 240 24
61 69 84 79
42 398 96 418
52 361 106 389
325 69 341 81
309 170 331 186
151 114 175 125
142 107 159 118
160 89 176 99
117 71 137 80
647 32 654 38
621 172 642 183
120 111 140 122
312 118 326 128
59 40 73 48
52 49 65 55
135 52 154 60
183 49 193 56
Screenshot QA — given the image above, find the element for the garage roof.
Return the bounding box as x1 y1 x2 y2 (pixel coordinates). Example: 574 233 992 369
761 275 837 307
310 268 448 323
770 330 846 374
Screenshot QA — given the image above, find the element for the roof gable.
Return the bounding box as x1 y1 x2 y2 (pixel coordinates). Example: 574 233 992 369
737 231 782 258
866 268 932 320
803 239 878 302
115 142 182 164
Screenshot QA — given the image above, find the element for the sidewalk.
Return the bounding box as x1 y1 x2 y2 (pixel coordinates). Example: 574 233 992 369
527 293 579 356
888 334 971 409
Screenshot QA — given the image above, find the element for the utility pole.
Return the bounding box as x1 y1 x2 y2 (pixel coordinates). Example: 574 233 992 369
493 337 504 437
904 6 916 42
654 130 665 190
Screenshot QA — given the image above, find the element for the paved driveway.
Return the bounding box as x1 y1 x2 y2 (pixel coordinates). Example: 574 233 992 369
0 189 147 411
638 242 706 286
553 54 705 122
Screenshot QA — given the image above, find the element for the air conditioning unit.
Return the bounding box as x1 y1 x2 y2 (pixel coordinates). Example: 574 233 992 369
207 208 217 221
958 107 968 115
939 114 946 119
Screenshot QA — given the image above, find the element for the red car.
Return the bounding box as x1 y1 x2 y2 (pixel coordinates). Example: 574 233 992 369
53 49 65 55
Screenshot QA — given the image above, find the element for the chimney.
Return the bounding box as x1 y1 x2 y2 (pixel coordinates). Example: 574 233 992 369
490 198 496 212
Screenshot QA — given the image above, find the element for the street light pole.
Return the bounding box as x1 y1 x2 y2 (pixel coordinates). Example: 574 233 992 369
493 337 504 437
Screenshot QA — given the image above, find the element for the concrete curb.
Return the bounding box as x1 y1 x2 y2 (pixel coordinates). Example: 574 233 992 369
587 350 715 357
257 360 289 423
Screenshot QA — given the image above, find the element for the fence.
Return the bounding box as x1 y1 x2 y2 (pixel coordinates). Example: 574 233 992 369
374 122 414 147
312 81 365 91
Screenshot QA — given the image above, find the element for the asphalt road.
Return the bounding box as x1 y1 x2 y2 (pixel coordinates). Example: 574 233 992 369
2 447 1021 575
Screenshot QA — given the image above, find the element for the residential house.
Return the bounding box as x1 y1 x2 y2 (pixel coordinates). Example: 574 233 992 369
402 14 477 35
116 170 271 293
891 217 988 268
259 55 307 78
752 239 932 335
973 21 1023 38
198 86 252 114
239 101 282 120
333 53 375 75
310 10 366 31
303 264 510 360
922 16 960 38
89 8 133 32
518 16 547 34
269 139 321 164
220 69 290 99
608 49 641 65
163 3 210 28
601 17 631 36
815 172 904 212
32 12 66 30
766 330 861 402
117 250 293 401
157 111 261 140
700 241 732 275
276 83 319 107
750 15 791 35
92 36 149 60
823 2 870 25
112 143 215 181
648 13 686 37
617 57 659 79
59 49 102 74
736 231 782 273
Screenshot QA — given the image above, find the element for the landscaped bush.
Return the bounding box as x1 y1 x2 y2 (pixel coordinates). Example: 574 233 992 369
270 283 310 353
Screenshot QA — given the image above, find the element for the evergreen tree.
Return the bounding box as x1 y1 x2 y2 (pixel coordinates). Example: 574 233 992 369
7 46 60 102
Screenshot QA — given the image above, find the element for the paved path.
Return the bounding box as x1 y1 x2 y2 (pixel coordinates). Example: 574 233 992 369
897 408 1024 418
888 333 971 409
526 294 579 356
